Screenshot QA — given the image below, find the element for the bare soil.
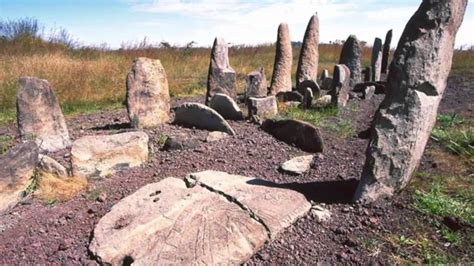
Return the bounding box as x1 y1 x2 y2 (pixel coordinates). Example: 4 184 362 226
0 73 472 264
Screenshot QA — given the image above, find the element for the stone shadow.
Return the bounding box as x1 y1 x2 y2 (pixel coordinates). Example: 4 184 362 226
246 178 358 204
91 122 131 131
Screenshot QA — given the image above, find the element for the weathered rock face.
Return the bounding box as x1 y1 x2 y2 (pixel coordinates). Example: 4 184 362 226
320 77 333 91
296 14 319 86
38 154 68 178
280 155 314 175
339 35 362 87
270 23 293 95
302 87 313 109
16 77 71 152
354 0 468 203
330 64 351 108
174 103 236 135
297 79 320 99
371 38 383 81
363 85 376 100
261 119 324 153
71 132 149 179
209 93 243 120
126 57 170 128
90 171 311 265
206 38 237 104
314 94 332 108
276 91 303 102
0 142 39 212
247 96 278 119
246 68 268 98
381 29 393 74
363 66 372 82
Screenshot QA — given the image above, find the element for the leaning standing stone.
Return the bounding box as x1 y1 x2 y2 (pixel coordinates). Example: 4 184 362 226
381 29 393 74
174 103 236 135
339 35 362 87
246 68 268 98
354 0 468 203
270 23 292 95
329 64 351 108
206 38 237 105
126 57 170 128
371 38 383 81
16 77 71 152
296 13 319 86
209 93 243 120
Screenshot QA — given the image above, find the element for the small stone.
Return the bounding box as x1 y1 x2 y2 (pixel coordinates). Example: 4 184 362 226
205 131 229 142
280 155 314 175
38 154 68 178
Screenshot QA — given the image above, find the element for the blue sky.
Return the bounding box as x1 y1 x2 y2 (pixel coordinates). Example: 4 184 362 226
1 0 473 49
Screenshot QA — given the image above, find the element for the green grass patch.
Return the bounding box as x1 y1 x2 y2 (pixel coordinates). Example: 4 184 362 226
281 106 355 138
61 100 124 116
0 135 14 155
431 114 473 160
0 109 16 126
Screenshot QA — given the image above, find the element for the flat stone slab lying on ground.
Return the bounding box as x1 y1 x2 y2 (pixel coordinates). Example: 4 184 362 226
90 171 311 264
209 93 243 120
71 132 149 179
174 102 236 135
0 142 39 213
280 155 314 175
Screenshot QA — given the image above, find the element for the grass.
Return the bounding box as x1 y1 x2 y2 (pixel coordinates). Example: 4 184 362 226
0 135 14 155
431 114 474 160
35 171 88 203
280 105 355 138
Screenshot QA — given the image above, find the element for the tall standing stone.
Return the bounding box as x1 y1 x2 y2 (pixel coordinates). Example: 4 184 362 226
126 57 170 128
16 77 71 152
246 68 268 98
319 69 329 81
354 0 468 203
381 29 393 74
206 38 237 105
329 64 351 108
296 14 319 86
371 38 383 81
270 23 292 95
339 35 362 87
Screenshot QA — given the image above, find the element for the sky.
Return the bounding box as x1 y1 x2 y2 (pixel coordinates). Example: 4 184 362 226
1 0 473 49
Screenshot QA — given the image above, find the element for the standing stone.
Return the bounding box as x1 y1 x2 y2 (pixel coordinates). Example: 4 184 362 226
320 69 329 81
371 38 383 81
16 77 71 152
339 35 362 87
206 38 237 105
302 87 313 109
0 142 38 212
246 68 268 98
363 66 372 82
270 23 292 95
296 13 319 86
126 57 170 128
297 79 320 99
209 93 243 120
329 64 351 108
247 96 278 119
381 29 393 74
354 0 468 203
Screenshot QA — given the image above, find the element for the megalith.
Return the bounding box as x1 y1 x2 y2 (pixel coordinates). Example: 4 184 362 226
126 57 170 128
270 23 292 95
16 77 71 152
246 68 268 98
353 0 468 203
329 64 351 108
339 35 362 87
296 13 319 86
381 29 393 74
205 37 237 105
371 38 383 81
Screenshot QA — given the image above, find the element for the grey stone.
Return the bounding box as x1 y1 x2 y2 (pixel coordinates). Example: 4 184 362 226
297 79 320 99
209 93 243 120
247 96 278 119
205 37 236 104
314 95 332 108
270 23 292 95
126 57 170 129
174 103 236 135
162 136 199 151
363 66 372 82
261 119 324 153
246 68 268 98
363 85 375 100
38 154 68 178
280 155 314 175
16 77 71 152
296 13 319 86
354 0 468 203
329 64 351 108
71 132 149 179
339 35 362 87
0 142 39 212
319 69 329 81
311 205 331 222
205 131 229 142
371 38 383 81
302 87 313 109
381 29 393 74
276 91 304 102
320 77 333 90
